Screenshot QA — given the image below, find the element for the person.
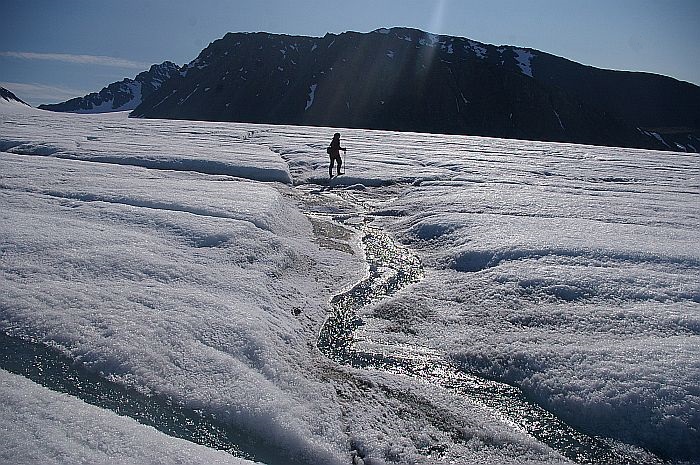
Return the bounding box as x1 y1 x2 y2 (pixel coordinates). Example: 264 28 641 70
327 132 346 178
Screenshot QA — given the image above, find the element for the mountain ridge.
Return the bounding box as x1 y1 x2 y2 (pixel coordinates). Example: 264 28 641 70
42 28 700 151
38 61 181 113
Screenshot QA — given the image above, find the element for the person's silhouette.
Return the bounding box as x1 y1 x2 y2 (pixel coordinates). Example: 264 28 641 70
327 133 346 178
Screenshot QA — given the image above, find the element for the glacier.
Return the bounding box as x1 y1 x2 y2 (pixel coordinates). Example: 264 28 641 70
1 101 698 464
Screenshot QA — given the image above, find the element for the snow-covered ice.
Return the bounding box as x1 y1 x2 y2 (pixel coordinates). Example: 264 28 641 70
260 128 699 459
1 105 354 464
0 109 291 183
1 101 698 464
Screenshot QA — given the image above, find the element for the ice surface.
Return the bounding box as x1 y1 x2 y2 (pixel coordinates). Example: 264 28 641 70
0 369 259 465
0 106 353 464
0 109 291 183
1 103 699 464
256 125 699 461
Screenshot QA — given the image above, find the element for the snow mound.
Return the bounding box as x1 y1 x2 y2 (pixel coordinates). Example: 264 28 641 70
0 110 292 184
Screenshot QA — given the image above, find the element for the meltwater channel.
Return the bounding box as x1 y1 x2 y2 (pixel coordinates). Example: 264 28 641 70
0 184 664 465
315 190 662 465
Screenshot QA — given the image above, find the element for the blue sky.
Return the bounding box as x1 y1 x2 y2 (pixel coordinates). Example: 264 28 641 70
2 0 699 106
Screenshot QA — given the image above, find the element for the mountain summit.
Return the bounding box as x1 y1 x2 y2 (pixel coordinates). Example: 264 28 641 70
39 61 182 113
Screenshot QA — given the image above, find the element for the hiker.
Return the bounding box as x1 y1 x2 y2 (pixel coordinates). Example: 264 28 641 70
327 132 346 178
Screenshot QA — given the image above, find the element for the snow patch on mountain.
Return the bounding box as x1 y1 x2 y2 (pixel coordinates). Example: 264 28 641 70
178 85 199 106
554 109 565 129
418 32 441 47
74 81 143 114
514 48 535 77
467 40 488 59
0 87 31 107
305 83 318 110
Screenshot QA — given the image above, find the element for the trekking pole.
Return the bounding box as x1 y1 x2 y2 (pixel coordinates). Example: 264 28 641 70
342 150 346 175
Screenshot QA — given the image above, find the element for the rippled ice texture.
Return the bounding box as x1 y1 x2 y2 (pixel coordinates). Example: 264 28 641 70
1 101 699 464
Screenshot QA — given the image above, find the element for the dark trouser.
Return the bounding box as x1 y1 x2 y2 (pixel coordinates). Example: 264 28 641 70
329 152 342 176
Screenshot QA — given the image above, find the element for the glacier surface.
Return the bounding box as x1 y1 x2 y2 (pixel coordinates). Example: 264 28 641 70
1 100 698 464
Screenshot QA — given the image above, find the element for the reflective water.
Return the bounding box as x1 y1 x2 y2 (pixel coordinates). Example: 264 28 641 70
317 210 662 465
0 331 306 465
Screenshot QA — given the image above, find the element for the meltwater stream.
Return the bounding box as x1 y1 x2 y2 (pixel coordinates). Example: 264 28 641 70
316 206 661 465
0 331 305 465
0 183 664 465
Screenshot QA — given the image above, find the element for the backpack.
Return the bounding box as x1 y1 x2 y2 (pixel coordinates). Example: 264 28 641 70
326 146 332 155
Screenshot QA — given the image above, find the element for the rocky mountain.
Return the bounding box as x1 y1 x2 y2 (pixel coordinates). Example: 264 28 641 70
129 28 699 151
39 61 181 113
44 28 700 151
1 87 31 106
